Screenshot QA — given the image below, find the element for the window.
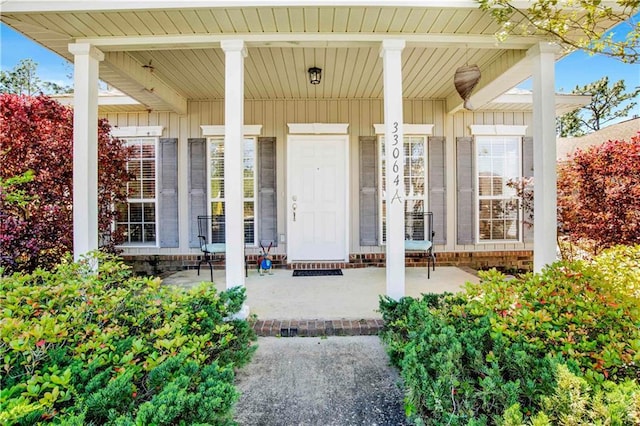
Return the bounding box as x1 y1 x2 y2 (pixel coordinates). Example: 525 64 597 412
379 135 427 243
116 137 158 245
476 136 521 242
208 137 257 245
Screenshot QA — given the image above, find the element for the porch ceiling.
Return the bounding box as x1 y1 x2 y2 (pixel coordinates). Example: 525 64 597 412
2 3 569 112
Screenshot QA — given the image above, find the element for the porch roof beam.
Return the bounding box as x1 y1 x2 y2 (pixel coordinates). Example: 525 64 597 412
75 33 539 51
101 51 187 114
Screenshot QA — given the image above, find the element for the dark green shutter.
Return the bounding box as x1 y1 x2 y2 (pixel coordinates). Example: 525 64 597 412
428 136 446 245
522 136 534 243
189 138 207 248
359 136 378 246
456 137 475 244
158 138 179 247
258 137 277 246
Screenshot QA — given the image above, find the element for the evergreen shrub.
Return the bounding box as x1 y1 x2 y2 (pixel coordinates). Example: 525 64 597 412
0 253 256 425
380 248 640 425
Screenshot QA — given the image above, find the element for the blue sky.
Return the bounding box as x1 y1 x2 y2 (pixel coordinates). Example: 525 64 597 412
1 21 638 112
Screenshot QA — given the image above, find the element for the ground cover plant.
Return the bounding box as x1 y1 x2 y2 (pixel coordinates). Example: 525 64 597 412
380 245 640 425
0 253 256 425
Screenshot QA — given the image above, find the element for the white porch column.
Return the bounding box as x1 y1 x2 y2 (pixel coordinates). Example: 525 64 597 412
528 42 560 272
221 39 247 290
68 43 104 262
380 39 406 300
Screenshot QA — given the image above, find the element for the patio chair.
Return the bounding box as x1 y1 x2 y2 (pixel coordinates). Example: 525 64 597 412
197 215 248 282
405 210 436 279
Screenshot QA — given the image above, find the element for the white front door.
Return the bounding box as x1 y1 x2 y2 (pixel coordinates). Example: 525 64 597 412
287 135 349 261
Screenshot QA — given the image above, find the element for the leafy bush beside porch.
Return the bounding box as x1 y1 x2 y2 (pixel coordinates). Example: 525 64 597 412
380 245 640 425
0 254 256 425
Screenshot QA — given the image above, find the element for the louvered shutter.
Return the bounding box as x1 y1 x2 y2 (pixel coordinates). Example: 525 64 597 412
258 137 277 246
158 138 179 247
522 136 534 243
188 138 207 248
428 136 446 245
359 136 378 246
456 137 475 244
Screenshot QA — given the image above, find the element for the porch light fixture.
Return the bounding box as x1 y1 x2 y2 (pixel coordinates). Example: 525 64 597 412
308 67 322 85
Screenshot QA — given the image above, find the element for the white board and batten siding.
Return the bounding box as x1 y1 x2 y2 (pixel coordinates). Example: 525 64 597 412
103 100 532 256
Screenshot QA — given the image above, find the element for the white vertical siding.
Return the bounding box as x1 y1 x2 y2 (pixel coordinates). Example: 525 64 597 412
104 102 532 255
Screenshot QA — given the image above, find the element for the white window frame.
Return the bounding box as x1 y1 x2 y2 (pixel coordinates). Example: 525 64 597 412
117 136 159 247
474 135 523 243
377 134 429 245
207 136 258 247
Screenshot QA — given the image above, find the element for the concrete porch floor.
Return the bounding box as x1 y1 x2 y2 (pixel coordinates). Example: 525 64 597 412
162 266 480 320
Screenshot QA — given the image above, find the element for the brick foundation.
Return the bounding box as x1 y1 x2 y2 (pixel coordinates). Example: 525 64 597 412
123 250 532 276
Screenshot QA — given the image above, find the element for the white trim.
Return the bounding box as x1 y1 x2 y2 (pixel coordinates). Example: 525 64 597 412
469 125 528 136
374 124 434 135
200 125 262 136
287 123 349 134
111 126 164 137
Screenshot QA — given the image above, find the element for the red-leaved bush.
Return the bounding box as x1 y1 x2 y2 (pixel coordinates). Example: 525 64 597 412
0 94 130 273
558 134 640 252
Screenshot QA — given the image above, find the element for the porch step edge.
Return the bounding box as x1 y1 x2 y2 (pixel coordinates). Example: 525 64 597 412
252 318 384 337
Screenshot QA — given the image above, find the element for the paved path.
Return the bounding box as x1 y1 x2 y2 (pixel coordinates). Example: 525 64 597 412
234 336 409 426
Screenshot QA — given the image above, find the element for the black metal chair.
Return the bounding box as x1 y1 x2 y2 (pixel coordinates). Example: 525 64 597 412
197 215 248 282
404 210 436 279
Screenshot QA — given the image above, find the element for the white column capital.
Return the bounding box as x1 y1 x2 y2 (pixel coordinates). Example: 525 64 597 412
221 39 247 57
526 42 562 58
68 43 105 61
379 39 406 56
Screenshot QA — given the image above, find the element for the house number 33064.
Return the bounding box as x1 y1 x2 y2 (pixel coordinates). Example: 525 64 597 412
391 121 402 205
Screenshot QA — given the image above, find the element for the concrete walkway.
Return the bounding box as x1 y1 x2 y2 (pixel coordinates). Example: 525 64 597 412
233 336 409 426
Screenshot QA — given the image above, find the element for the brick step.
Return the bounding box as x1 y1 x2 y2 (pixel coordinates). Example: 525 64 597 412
252 319 385 337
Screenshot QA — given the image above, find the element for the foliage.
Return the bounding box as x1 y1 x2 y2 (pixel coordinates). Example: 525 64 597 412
380 253 640 425
477 0 640 63
0 59 72 95
0 253 256 425
0 93 130 273
503 365 640 425
557 77 640 137
557 135 640 252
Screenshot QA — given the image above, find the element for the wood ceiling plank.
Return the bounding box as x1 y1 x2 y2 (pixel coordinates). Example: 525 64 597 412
239 8 261 32
322 47 337 98
346 7 365 33
373 7 395 32
150 11 180 35
360 8 382 33
225 9 249 33
331 8 348 32
272 8 292 33
197 10 223 33
255 8 277 33
387 8 412 33
318 8 334 33
176 10 206 34
303 8 319 33
124 12 155 35
427 9 456 33
397 8 426 33
287 8 305 33
133 11 165 35
413 9 441 33
112 12 141 36
213 10 236 33
94 12 126 36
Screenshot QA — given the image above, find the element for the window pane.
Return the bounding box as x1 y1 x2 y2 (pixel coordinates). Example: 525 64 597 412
243 178 254 198
130 203 143 222
477 136 522 241
142 180 155 198
142 161 155 179
144 224 156 242
244 201 255 244
143 203 155 222
211 179 224 199
130 224 143 242
116 203 128 222
142 144 155 158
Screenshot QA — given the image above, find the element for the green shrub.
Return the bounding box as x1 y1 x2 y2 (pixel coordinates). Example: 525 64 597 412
380 249 640 425
503 364 640 425
0 253 256 425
